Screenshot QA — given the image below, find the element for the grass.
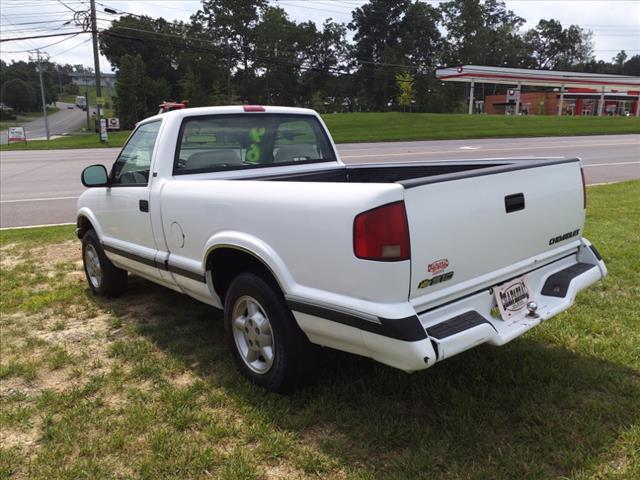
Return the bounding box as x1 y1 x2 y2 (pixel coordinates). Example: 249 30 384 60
322 112 640 143
0 107 60 131
0 181 638 479
0 130 132 150
2 112 639 151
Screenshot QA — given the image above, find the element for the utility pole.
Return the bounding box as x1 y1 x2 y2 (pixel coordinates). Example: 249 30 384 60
85 79 91 131
89 0 104 140
29 49 50 140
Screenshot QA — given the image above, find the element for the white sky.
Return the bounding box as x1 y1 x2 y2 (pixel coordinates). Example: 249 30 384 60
1 0 639 72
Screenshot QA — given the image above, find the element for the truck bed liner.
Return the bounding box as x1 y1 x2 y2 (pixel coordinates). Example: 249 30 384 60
256 158 578 186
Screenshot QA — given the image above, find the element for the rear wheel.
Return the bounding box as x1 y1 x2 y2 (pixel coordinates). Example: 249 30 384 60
224 272 316 393
82 230 128 297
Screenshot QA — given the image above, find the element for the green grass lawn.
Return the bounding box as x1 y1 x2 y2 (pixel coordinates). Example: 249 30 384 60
0 131 131 150
2 112 639 151
322 112 640 143
0 181 638 479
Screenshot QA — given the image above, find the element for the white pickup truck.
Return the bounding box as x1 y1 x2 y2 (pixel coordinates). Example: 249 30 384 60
77 106 607 392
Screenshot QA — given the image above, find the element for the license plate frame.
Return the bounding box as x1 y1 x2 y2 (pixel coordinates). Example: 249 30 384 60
493 275 532 320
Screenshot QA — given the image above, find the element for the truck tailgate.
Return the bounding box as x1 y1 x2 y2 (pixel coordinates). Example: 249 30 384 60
404 159 585 308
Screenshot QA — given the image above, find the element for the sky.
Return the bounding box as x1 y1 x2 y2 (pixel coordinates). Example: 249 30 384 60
1 0 639 72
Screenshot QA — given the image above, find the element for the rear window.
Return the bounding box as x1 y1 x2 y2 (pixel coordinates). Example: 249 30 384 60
174 114 336 174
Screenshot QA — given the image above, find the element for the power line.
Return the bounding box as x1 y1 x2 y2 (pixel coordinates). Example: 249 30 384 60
0 31 86 43
49 36 91 58
56 0 80 12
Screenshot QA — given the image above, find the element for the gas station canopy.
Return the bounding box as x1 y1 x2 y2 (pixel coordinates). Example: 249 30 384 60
436 65 640 115
436 65 640 91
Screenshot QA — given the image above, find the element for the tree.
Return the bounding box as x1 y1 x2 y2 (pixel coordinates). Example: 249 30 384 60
349 0 412 110
523 19 594 69
100 15 192 99
439 0 527 67
254 6 299 105
0 60 57 112
297 19 349 104
193 0 267 101
396 72 414 111
114 54 147 127
622 55 640 76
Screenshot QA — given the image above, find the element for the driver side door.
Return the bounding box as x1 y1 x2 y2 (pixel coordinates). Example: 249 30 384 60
96 120 163 281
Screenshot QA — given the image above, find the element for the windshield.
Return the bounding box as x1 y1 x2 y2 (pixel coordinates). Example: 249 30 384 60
174 114 336 174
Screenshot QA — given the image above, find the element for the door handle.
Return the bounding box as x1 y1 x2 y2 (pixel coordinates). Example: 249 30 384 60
504 193 525 213
139 199 149 212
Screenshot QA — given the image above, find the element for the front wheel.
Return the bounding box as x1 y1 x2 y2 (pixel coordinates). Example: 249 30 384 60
82 230 128 297
224 272 316 393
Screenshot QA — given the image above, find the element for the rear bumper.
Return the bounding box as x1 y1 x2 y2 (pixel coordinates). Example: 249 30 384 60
289 238 606 372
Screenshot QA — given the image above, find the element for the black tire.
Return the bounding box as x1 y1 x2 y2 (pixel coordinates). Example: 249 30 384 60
224 272 316 393
81 230 128 297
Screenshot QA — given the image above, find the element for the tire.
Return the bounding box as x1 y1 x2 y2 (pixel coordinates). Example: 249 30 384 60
81 230 128 297
224 272 316 393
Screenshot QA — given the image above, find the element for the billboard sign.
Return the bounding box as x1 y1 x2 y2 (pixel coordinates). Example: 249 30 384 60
107 118 120 130
99 118 108 142
7 126 26 143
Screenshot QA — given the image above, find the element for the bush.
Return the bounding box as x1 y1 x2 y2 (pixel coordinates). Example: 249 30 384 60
0 109 17 121
64 83 80 95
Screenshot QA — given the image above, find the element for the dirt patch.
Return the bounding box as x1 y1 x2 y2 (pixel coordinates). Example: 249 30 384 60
38 240 81 265
0 239 80 270
302 422 341 446
170 371 197 388
1 367 72 399
264 461 306 480
0 425 41 450
0 248 22 269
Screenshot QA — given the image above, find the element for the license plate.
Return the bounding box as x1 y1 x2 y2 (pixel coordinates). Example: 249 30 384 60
493 276 531 320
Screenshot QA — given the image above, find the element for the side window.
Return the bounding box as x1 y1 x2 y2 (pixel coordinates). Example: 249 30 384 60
112 121 161 185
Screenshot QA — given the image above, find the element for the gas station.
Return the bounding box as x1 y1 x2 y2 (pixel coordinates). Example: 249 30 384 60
435 65 640 116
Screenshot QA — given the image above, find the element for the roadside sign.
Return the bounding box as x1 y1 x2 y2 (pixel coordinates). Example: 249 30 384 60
107 118 120 130
7 126 26 143
99 118 108 142
96 97 104 104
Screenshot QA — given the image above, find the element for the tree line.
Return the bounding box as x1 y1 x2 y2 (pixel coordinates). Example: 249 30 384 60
2 0 639 127
0 61 92 116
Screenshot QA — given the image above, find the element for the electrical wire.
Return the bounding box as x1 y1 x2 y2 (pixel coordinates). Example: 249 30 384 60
0 31 85 43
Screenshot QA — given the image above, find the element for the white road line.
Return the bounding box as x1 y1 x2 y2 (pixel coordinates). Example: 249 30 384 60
0 196 79 204
337 140 640 153
0 222 74 231
340 141 640 159
583 161 640 168
587 181 623 186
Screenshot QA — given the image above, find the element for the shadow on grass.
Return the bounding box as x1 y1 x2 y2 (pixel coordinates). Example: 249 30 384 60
107 276 639 479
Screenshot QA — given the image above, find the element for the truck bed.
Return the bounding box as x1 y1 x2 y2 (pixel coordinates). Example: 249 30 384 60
254 158 577 187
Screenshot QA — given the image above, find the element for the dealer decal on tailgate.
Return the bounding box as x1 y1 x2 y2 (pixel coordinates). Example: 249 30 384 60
493 276 532 319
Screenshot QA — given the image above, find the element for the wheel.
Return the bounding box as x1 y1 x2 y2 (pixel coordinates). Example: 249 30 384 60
82 230 128 297
224 272 316 393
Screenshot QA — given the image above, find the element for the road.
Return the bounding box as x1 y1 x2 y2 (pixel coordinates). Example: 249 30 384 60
1 134 638 228
0 102 91 144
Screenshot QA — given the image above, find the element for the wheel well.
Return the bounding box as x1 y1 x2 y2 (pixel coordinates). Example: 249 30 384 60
207 248 281 305
76 215 94 239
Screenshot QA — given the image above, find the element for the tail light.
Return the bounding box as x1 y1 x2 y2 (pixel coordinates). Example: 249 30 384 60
354 201 410 261
580 167 587 209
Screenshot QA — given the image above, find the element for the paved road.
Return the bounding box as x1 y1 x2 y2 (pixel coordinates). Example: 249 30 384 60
1 134 638 228
0 102 91 144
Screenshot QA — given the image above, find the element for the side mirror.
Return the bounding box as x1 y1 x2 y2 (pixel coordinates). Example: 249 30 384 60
81 164 109 187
